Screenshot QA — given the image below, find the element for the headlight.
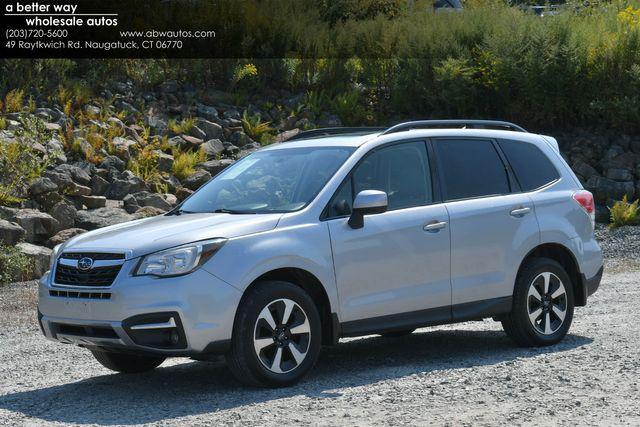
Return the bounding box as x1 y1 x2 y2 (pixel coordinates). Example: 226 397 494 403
135 238 227 277
49 244 62 271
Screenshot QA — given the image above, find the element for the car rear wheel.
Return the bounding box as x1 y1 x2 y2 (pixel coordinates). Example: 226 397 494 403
502 257 574 347
90 349 166 373
226 281 322 387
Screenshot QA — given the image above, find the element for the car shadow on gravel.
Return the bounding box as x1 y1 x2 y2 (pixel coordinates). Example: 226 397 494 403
0 329 592 425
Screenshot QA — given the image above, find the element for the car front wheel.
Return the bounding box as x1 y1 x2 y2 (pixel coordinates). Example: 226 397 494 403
226 281 322 387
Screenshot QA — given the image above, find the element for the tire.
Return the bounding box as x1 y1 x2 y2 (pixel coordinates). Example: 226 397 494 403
380 329 416 338
226 281 322 387
502 257 574 347
90 349 165 373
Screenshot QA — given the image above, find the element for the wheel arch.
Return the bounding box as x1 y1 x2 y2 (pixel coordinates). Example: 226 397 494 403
235 267 338 346
517 243 586 306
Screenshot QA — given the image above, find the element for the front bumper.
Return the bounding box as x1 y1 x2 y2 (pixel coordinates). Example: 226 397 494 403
37 260 242 356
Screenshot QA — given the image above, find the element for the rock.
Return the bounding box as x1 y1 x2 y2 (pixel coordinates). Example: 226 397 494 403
122 194 140 214
106 172 146 200
84 105 101 116
223 109 241 120
228 130 253 147
134 206 166 218
159 80 179 93
78 195 107 209
114 100 140 115
167 135 184 148
76 207 135 230
55 164 92 186
131 191 172 211
182 170 212 191
318 113 342 127
91 174 110 196
146 115 168 135
176 187 194 202
16 243 52 278
163 193 178 207
100 155 126 172
65 182 92 196
34 191 63 212
572 161 599 180
0 219 26 245
46 228 87 248
198 158 234 176
43 170 75 192
44 122 61 132
189 125 207 141
630 139 640 155
154 151 174 172
0 206 19 221
107 117 125 129
585 176 635 203
195 103 219 121
275 129 300 142
49 201 77 231
200 139 224 158
180 135 204 149
110 137 137 159
595 204 609 224
29 177 58 196
196 119 223 140
225 144 240 156
606 168 634 182
11 209 59 243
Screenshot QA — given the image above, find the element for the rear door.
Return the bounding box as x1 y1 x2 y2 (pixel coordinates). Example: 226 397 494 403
326 140 451 325
432 138 540 310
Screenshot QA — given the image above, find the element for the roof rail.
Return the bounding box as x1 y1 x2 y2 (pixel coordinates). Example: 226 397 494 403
380 120 527 135
286 127 387 141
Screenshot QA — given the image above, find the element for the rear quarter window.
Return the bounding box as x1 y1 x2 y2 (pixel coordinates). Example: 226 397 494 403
498 139 560 191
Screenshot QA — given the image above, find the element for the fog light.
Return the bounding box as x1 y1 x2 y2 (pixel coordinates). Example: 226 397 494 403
170 330 179 345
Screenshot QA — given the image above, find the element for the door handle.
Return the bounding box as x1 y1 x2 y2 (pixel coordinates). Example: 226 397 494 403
510 207 531 217
423 221 447 232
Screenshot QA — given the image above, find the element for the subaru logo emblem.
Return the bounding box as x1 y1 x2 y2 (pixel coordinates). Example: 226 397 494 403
77 257 94 271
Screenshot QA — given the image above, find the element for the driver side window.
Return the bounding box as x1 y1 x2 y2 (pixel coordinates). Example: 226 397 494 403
326 141 433 218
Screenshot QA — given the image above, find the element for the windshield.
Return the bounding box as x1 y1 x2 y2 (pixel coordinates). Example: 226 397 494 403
177 146 355 214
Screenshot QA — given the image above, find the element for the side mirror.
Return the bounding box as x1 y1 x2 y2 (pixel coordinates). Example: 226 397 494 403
348 190 388 229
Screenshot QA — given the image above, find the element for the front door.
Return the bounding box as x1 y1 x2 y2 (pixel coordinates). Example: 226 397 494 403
325 141 451 325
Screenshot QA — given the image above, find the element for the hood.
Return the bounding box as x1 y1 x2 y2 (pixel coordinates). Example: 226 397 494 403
62 212 282 259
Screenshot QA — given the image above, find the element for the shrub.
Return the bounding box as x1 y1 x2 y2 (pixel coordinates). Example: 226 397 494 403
0 117 6 131
319 0 404 24
168 118 196 135
609 196 640 229
241 110 274 143
172 148 207 180
4 89 24 113
0 246 32 284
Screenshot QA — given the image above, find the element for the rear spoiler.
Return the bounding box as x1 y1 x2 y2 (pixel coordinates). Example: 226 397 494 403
541 135 560 153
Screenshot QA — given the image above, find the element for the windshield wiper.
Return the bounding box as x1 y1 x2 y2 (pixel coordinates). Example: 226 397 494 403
168 208 198 216
213 208 257 215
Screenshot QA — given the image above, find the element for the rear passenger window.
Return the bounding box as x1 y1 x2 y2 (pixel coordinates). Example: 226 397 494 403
434 139 510 201
498 139 560 191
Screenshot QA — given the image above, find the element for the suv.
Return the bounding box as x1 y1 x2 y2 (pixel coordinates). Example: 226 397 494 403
38 120 603 387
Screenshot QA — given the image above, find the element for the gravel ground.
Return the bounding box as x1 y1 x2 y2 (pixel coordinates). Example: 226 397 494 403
0 227 639 426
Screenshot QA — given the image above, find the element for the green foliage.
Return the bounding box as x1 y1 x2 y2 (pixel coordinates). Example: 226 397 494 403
0 137 49 206
241 110 274 143
609 196 640 229
4 89 24 113
168 118 196 135
0 117 6 131
319 0 404 24
172 148 207 180
0 245 32 284
331 89 368 125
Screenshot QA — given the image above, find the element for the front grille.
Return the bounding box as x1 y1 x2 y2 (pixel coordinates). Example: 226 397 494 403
54 252 125 287
60 253 125 261
49 290 111 300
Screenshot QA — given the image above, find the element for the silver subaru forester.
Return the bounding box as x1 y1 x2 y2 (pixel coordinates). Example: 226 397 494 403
38 120 603 387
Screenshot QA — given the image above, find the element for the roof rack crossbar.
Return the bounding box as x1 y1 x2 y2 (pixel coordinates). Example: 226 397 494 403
381 120 527 135
286 127 387 141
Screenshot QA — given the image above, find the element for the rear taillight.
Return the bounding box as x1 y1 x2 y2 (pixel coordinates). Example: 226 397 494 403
573 190 595 229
